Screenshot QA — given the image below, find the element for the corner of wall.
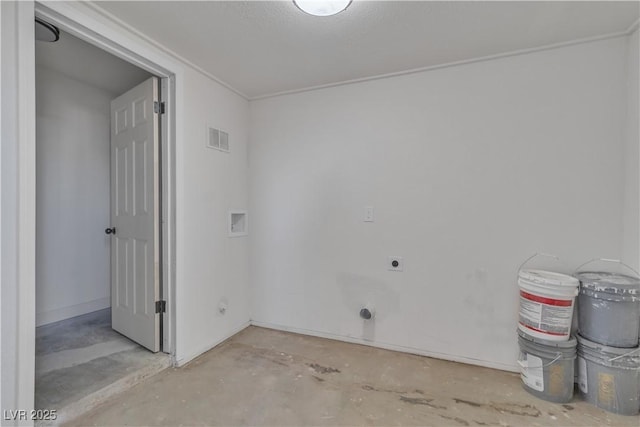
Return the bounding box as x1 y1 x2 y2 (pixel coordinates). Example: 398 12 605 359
621 27 640 271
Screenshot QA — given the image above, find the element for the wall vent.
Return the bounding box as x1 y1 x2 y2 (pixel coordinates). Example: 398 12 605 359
207 126 230 152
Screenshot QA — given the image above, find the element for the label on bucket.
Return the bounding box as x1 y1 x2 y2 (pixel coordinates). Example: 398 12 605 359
548 364 565 397
519 290 573 337
518 353 544 392
598 373 616 406
578 357 588 393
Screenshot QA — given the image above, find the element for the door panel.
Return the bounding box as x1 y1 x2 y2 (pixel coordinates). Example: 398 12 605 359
110 77 159 352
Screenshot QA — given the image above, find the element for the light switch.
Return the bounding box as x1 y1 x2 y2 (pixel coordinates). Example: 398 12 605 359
364 206 374 222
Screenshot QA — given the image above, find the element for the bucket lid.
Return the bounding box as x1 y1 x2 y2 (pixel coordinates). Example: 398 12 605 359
518 269 579 287
517 329 577 349
576 333 639 357
576 272 640 296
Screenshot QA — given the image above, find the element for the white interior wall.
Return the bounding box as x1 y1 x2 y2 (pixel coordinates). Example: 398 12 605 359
249 36 629 370
175 65 251 364
35 66 113 326
622 28 639 271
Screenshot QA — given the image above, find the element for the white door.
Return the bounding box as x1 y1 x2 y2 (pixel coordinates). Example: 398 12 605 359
109 77 160 352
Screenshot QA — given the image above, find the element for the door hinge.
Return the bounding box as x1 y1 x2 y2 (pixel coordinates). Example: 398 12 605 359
155 300 166 314
154 101 165 114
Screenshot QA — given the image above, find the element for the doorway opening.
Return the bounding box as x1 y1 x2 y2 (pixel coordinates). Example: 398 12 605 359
34 24 172 421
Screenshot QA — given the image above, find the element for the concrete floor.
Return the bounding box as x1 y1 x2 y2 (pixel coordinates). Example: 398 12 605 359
36 309 170 425
69 326 637 426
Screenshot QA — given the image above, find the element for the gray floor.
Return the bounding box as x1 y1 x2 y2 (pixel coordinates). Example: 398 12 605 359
35 309 170 424
70 326 637 426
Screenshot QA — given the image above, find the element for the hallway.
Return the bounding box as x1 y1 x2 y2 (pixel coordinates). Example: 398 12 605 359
36 309 170 424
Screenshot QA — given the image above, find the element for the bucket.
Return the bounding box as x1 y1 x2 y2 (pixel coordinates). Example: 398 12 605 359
517 330 576 403
576 334 640 415
576 271 640 348
518 269 579 341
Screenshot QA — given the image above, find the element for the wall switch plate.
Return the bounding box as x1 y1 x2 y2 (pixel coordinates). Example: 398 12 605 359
388 256 403 272
364 206 374 222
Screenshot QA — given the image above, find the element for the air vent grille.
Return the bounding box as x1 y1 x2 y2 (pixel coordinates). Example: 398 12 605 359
207 126 230 152
219 131 229 151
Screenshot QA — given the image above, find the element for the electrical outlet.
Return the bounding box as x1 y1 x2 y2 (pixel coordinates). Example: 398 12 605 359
388 256 403 272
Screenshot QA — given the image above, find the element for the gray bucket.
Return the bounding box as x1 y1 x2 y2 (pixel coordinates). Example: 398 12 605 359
576 272 640 348
517 330 576 403
576 334 640 415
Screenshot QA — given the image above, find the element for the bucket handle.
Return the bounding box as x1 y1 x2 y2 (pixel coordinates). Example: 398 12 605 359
574 258 640 279
519 352 564 368
542 353 563 367
608 347 640 362
518 253 561 273
542 353 562 368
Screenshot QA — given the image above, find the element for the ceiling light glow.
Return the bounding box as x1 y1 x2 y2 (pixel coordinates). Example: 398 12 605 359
293 0 352 17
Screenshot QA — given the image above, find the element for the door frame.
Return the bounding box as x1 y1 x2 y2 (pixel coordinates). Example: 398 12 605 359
2 0 184 414
33 1 179 355
0 1 184 415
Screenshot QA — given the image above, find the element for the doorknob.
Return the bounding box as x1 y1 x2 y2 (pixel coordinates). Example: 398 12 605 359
105 227 116 235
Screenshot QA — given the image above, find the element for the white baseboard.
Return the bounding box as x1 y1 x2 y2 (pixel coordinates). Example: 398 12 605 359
36 297 111 327
250 320 519 373
174 321 251 367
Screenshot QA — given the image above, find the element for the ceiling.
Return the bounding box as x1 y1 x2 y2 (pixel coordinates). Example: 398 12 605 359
92 1 639 99
36 30 151 95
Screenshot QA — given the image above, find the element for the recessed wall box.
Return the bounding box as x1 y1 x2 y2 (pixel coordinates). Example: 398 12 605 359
228 210 247 237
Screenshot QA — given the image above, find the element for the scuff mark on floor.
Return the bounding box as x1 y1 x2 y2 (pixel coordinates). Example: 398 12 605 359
452 398 540 418
454 398 483 408
243 350 290 367
399 396 447 410
490 402 540 417
439 414 470 426
361 384 425 395
308 363 341 374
